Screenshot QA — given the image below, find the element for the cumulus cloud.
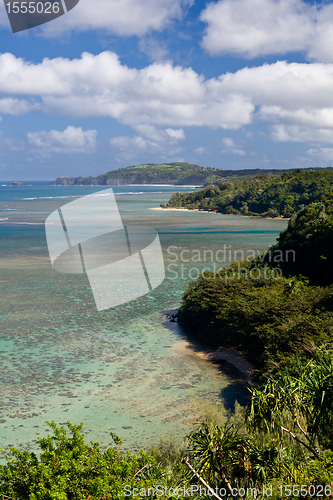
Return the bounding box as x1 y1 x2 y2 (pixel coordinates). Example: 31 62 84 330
200 0 333 62
4 52 333 146
271 125 333 145
306 148 333 162
165 128 185 140
27 126 97 154
0 97 40 115
221 137 246 155
2 0 193 37
110 124 185 160
0 51 254 129
194 147 206 155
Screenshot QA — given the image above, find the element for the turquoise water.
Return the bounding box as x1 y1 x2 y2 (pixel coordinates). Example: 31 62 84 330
0 183 288 453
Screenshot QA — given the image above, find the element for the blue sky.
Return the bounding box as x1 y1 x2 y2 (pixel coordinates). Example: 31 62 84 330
1 0 333 180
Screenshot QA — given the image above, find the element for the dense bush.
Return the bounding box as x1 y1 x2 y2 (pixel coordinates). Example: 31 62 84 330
177 189 333 374
166 170 333 217
264 191 333 285
0 422 160 500
177 270 333 377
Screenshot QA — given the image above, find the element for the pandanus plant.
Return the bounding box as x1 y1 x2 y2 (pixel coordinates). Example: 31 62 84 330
248 349 333 459
184 418 279 491
186 421 249 490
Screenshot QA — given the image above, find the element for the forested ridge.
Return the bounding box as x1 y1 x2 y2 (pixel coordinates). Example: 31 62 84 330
50 162 250 186
164 169 333 217
50 164 333 189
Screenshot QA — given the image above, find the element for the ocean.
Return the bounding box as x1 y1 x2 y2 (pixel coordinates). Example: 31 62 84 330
0 182 288 453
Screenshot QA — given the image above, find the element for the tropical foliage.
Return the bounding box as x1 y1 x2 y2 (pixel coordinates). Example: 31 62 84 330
50 163 256 187
262 190 333 285
172 187 333 493
249 349 333 450
0 422 162 500
51 164 333 188
165 170 333 217
177 271 333 377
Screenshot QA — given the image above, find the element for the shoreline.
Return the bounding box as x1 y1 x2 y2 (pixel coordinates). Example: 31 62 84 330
50 183 203 188
151 206 289 220
127 184 203 188
164 311 253 384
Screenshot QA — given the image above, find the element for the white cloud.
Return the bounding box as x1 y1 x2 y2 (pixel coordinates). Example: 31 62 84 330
27 126 97 154
0 97 40 115
0 51 254 129
194 146 206 154
222 137 235 148
221 137 246 155
200 0 333 62
110 125 185 160
165 128 185 140
4 52 333 147
12 0 193 37
271 125 333 145
306 148 333 162
260 106 333 129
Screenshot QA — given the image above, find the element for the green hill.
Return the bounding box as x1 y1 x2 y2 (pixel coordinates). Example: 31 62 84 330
50 162 221 186
49 163 332 187
165 169 333 217
263 190 333 285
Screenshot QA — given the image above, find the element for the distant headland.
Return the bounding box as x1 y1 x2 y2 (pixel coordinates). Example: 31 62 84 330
9 181 32 186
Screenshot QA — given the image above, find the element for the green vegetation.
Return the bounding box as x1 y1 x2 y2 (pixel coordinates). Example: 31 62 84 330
177 193 333 376
50 164 333 188
165 169 333 217
185 351 333 490
263 190 333 285
0 422 160 499
2 389 333 499
177 271 333 378
50 163 222 186
2 193 333 497
174 192 333 489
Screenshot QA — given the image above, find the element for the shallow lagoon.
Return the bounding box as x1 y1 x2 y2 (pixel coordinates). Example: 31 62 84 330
0 183 288 453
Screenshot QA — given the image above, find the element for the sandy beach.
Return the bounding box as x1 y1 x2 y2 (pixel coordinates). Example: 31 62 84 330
150 207 215 214
151 206 289 219
127 184 203 187
172 340 253 383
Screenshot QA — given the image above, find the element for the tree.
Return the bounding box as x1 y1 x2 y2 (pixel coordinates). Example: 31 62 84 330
0 421 159 500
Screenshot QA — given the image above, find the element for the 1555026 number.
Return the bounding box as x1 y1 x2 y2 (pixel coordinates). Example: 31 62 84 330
278 485 332 497
6 2 61 14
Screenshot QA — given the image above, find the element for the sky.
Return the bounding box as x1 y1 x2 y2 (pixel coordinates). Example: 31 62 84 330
1 0 333 180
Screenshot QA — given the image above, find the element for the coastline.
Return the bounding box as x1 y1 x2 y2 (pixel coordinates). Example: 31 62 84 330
151 207 217 214
127 184 203 187
164 311 253 384
173 340 253 383
50 183 203 188
151 206 289 220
